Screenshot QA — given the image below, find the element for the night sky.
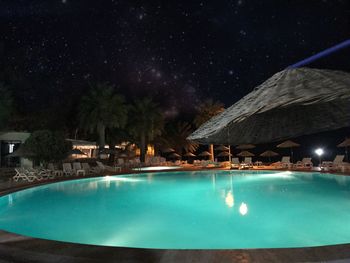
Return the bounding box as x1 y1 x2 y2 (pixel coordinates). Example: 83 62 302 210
1 0 350 117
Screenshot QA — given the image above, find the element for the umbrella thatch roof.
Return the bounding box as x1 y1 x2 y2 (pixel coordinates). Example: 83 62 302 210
237 151 255 157
260 150 279 157
198 151 212 156
188 67 350 145
236 144 255 150
337 138 350 147
215 145 230 151
184 152 196 157
277 140 300 148
217 151 232 157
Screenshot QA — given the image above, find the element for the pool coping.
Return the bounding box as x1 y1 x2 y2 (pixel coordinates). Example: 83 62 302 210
1 170 350 263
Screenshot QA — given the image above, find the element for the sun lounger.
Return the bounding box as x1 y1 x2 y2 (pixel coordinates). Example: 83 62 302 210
72 162 86 176
96 161 121 173
240 157 253 169
63 163 76 176
48 163 64 177
295 157 313 169
321 155 345 171
13 168 36 182
231 158 240 169
82 162 100 175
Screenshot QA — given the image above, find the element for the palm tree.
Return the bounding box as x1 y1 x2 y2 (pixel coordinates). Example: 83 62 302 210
129 97 163 163
194 99 225 160
161 121 199 155
194 99 225 128
79 82 128 150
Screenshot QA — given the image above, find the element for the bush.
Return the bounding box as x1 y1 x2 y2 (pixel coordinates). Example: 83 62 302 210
24 130 72 164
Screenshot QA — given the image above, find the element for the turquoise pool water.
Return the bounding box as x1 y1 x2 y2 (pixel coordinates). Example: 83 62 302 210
1 170 350 249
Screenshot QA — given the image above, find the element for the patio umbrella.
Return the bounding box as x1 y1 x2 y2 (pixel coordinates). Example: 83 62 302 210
217 151 232 157
183 152 196 157
276 140 300 162
260 150 279 162
215 145 230 151
237 151 255 157
188 68 350 145
337 138 350 162
168 152 181 159
161 147 175 153
236 144 256 150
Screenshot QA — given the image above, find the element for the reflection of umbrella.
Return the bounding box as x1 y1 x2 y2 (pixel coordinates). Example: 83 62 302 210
277 140 300 162
215 145 229 151
6 146 35 158
168 152 181 159
188 68 350 145
69 149 87 156
184 152 196 157
236 144 255 150
337 138 350 161
260 150 279 162
237 151 255 157
161 147 175 153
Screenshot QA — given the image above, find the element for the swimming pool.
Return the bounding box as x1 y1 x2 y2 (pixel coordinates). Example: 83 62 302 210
1 170 350 249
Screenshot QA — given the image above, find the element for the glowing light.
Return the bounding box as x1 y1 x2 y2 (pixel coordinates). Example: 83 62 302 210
239 202 248 216
315 148 324 156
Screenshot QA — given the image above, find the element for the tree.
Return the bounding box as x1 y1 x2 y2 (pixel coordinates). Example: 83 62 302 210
161 121 199 155
194 99 225 160
24 130 72 164
0 83 13 129
79 82 128 150
129 97 163 163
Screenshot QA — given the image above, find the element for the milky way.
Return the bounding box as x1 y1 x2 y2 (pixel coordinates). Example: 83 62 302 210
0 0 349 114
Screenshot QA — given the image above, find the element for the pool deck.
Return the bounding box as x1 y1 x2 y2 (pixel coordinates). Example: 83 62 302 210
1 168 350 263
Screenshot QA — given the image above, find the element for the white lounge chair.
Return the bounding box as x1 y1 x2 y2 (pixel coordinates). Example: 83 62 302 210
48 163 64 177
231 158 240 169
240 157 253 169
96 161 121 173
63 163 75 176
72 162 86 176
295 158 313 169
321 155 345 171
82 162 100 175
13 168 36 182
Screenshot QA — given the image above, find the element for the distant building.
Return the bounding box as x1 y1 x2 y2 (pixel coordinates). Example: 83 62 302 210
0 132 33 168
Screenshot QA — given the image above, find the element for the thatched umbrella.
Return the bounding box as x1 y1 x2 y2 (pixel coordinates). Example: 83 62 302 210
260 150 279 162
215 145 230 151
161 147 175 153
168 152 181 159
276 140 300 162
188 68 350 145
237 151 255 157
198 151 212 160
217 151 232 161
236 144 255 150
184 152 196 157
337 138 350 162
